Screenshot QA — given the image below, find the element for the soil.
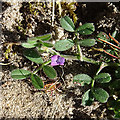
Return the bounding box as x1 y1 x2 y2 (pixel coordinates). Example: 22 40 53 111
1 1 120 119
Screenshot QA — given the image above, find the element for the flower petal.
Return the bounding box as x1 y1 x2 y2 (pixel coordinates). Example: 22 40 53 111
51 55 59 62
51 55 65 66
51 62 59 66
59 57 65 64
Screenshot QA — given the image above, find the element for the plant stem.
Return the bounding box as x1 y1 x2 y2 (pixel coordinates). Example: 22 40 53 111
33 60 51 74
61 54 98 64
74 32 83 61
91 62 108 88
96 62 108 75
91 79 95 88
77 44 83 61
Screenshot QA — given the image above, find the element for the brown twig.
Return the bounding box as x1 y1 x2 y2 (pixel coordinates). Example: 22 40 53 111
109 33 120 46
98 38 120 50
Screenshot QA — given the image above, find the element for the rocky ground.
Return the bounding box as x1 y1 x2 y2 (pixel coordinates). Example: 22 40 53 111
1 2 120 119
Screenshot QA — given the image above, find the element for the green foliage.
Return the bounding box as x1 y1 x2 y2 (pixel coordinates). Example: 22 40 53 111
43 65 57 79
11 69 31 80
92 88 109 103
107 67 120 118
24 49 43 64
9 9 120 118
22 33 52 48
82 89 94 106
55 16 95 58
76 23 95 35
31 74 44 89
35 34 51 41
42 42 53 48
73 70 111 105
11 33 57 90
60 16 75 32
55 39 74 51
27 37 38 44
77 39 96 47
73 74 92 86
94 73 111 83
22 43 36 48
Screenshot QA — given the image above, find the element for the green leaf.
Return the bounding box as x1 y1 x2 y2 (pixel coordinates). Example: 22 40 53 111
78 39 95 47
114 112 120 119
31 74 44 89
42 42 53 47
112 30 117 39
43 65 57 79
55 39 74 51
35 34 52 41
82 89 94 106
11 69 31 80
27 37 38 44
94 73 111 83
92 88 109 103
24 49 43 64
73 74 92 86
76 23 95 35
22 43 36 48
60 16 75 32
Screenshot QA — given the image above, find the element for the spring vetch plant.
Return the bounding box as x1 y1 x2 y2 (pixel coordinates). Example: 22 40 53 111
55 16 96 61
11 16 97 90
11 34 61 90
10 16 120 116
73 64 111 106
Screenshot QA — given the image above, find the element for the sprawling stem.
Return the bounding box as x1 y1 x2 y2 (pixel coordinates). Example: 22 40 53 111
74 33 83 61
77 44 83 61
33 60 51 74
91 79 95 88
91 62 108 88
61 54 98 64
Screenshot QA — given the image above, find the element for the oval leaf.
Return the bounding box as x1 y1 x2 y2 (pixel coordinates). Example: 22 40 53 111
82 89 94 106
43 65 57 79
60 16 75 32
55 39 74 51
94 73 111 83
27 37 38 44
35 34 51 41
78 39 95 47
76 23 95 35
22 43 36 48
11 69 31 80
24 49 43 64
73 74 92 86
42 42 53 47
92 88 109 103
31 74 44 89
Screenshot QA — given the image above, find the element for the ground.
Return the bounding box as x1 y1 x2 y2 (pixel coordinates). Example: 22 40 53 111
1 2 120 119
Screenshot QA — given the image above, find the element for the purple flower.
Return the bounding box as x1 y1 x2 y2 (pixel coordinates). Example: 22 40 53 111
51 55 65 66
